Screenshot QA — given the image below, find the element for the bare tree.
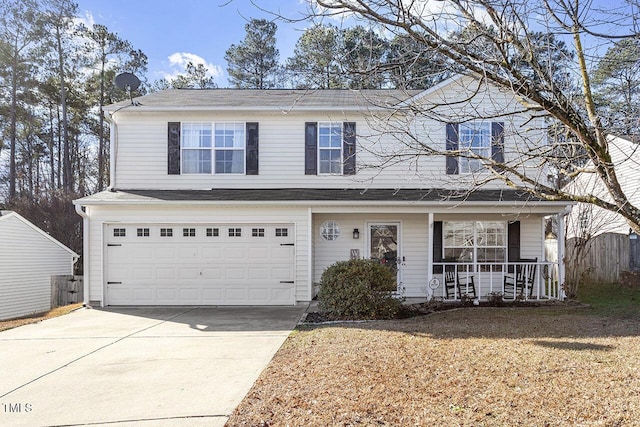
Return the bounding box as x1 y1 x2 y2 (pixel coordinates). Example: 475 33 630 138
304 0 640 232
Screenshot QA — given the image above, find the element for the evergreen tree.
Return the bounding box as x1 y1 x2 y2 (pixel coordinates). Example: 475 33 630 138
225 19 279 89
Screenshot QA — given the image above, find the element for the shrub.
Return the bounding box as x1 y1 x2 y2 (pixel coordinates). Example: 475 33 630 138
318 259 400 319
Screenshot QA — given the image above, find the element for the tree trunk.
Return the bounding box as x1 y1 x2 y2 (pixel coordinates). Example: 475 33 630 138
57 26 71 193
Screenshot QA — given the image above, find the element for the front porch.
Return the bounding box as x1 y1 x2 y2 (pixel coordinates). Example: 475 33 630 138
428 261 562 301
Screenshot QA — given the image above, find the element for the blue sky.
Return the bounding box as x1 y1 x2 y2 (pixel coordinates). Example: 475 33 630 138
74 0 317 87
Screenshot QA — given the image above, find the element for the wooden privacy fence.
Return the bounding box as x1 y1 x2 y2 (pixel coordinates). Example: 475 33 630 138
566 233 630 284
51 275 83 308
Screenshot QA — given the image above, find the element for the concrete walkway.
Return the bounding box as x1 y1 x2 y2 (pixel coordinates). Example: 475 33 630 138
0 306 306 427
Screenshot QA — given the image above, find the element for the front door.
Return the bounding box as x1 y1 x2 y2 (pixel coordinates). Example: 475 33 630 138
368 223 401 291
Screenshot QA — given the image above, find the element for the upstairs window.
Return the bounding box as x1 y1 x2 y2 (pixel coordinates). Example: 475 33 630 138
318 122 343 174
180 122 245 174
214 123 245 174
181 123 212 174
458 122 491 173
446 121 504 175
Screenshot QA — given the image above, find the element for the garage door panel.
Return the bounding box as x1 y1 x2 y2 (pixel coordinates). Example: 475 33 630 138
179 247 199 260
248 267 269 280
202 248 222 259
156 267 176 279
132 288 153 303
248 247 269 260
178 267 200 280
132 268 153 280
225 288 247 302
248 288 269 302
225 268 246 280
201 267 222 279
271 247 294 261
106 223 295 305
272 267 293 280
157 247 176 259
132 247 153 260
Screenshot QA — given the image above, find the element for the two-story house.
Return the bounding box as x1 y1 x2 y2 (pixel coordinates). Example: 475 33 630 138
74 74 571 307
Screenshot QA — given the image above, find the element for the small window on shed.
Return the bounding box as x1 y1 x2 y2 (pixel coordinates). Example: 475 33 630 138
137 228 150 237
160 228 173 237
113 228 126 237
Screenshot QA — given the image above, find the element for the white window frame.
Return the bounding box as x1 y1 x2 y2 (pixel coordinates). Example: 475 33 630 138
181 122 246 175
318 122 343 175
443 221 507 265
319 220 341 241
458 121 491 174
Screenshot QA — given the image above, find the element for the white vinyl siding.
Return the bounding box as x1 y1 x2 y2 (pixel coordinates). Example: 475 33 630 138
111 75 547 190
0 213 76 320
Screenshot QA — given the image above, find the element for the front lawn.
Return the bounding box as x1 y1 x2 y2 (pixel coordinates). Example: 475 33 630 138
227 283 640 426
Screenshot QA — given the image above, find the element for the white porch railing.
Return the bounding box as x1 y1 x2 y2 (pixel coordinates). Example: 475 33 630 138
433 261 562 301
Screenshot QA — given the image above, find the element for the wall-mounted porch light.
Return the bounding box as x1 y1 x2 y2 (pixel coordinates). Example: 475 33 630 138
352 228 360 239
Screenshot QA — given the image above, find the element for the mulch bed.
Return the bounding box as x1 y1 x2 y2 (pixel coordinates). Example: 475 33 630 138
302 299 583 323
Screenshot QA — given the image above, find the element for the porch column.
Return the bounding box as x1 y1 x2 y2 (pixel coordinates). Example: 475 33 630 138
427 212 434 299
307 207 314 300
557 212 566 299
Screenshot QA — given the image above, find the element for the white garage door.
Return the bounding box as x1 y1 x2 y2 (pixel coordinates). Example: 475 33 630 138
105 223 295 305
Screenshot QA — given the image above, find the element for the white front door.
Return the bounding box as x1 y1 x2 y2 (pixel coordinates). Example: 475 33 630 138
368 223 402 291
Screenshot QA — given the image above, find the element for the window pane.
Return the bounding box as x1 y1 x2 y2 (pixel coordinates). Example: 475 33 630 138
182 150 211 174
215 123 245 148
215 150 244 174
458 122 490 173
319 149 341 174
319 123 342 148
182 123 211 148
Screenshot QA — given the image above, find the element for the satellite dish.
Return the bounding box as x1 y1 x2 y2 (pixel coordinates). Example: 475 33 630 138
114 72 141 92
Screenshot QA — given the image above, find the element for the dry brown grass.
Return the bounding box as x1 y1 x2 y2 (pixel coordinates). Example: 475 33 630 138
228 307 640 426
0 303 83 332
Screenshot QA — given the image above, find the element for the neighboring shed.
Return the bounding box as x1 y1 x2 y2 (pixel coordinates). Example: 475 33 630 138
0 211 78 320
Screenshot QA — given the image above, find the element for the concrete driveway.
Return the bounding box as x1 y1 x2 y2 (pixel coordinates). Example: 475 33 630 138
0 306 306 427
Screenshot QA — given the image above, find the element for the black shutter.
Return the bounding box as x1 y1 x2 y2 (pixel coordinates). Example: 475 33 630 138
508 221 521 262
246 122 259 175
168 122 181 175
433 221 443 273
343 122 356 175
445 123 459 175
305 122 318 175
491 122 505 164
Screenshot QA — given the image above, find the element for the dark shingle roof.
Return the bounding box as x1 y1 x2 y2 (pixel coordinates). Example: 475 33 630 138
77 188 548 204
106 89 423 111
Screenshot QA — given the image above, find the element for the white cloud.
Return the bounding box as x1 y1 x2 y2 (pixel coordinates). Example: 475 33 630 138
162 52 223 81
73 10 96 29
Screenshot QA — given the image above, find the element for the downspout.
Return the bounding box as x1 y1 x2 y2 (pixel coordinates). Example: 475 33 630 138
74 204 90 306
107 113 117 190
